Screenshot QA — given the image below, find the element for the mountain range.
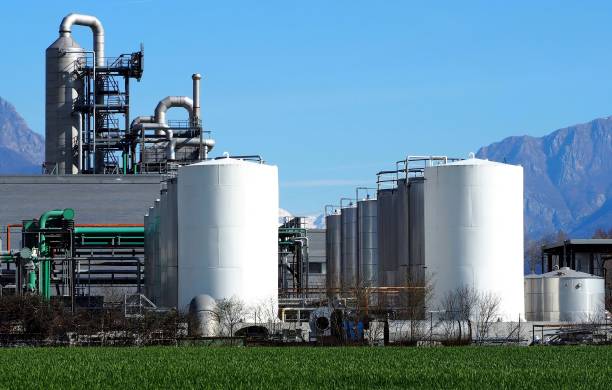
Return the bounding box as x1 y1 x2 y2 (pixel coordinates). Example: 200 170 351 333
477 117 612 238
1 95 610 238
0 97 44 174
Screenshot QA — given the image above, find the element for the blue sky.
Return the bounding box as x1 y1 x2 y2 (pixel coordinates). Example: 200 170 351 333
2 1 612 215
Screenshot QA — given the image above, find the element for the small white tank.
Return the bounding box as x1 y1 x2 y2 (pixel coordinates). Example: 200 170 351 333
177 158 279 312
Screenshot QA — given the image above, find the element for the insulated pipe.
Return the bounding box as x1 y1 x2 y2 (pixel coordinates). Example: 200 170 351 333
130 116 154 131
154 96 194 126
59 13 105 67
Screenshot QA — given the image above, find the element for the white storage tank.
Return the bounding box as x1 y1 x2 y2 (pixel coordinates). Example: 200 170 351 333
177 158 279 311
525 267 605 322
424 157 524 320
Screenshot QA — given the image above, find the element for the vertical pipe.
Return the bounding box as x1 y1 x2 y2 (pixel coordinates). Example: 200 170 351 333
192 74 201 123
193 73 203 160
77 112 83 173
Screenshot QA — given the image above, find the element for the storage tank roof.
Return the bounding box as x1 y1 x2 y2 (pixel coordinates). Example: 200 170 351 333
443 157 518 168
541 267 603 279
186 157 260 166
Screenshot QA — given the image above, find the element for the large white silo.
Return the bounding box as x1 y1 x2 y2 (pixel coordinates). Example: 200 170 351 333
424 158 524 320
177 158 279 312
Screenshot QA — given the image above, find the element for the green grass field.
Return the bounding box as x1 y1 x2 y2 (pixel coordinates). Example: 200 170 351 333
0 346 609 389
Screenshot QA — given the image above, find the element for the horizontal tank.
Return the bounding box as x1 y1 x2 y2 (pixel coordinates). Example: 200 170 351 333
177 158 279 311
525 267 605 322
424 158 524 320
325 213 342 296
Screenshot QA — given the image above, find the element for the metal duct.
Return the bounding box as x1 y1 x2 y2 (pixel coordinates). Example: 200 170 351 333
154 96 194 126
130 116 154 130
59 13 105 67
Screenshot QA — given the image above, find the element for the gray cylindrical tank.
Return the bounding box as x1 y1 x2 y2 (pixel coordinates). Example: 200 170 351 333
153 199 161 304
524 274 543 321
358 198 378 287
395 179 410 286
377 188 397 287
525 267 605 322
159 189 169 307
341 206 358 291
325 213 342 296
46 35 84 174
166 178 178 308
408 177 425 284
144 210 151 298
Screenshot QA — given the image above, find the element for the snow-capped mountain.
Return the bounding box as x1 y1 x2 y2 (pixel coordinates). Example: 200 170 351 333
279 208 325 229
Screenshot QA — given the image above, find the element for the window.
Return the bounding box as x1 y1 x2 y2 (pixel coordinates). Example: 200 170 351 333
308 262 323 274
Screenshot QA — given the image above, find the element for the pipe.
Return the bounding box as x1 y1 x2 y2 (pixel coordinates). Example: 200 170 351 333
74 227 144 234
59 13 105 67
324 205 340 216
192 73 204 159
40 208 75 228
154 96 194 126
6 224 22 252
165 131 215 160
76 224 144 227
192 74 201 126
76 112 83 173
356 187 377 202
37 209 74 300
130 116 154 132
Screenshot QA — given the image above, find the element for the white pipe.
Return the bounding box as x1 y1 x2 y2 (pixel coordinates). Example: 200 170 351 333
60 13 105 67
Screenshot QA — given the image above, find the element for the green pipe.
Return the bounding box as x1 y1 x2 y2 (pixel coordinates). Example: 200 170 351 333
28 269 37 292
38 208 74 300
40 208 75 227
74 227 144 234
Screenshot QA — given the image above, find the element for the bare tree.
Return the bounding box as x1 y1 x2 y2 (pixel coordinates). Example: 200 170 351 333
393 275 434 344
475 291 501 343
213 297 247 338
438 286 479 343
592 228 612 239
524 237 543 274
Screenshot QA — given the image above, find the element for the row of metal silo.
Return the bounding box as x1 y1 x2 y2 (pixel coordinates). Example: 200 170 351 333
377 177 426 288
144 178 178 307
325 156 526 320
525 267 605 322
326 197 376 295
326 176 426 295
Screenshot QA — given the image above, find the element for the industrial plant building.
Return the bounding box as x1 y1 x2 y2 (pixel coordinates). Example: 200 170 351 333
0 12 608 344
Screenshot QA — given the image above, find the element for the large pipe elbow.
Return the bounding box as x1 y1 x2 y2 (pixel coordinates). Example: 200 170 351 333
154 96 194 126
59 13 105 67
